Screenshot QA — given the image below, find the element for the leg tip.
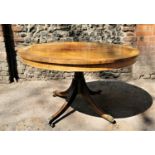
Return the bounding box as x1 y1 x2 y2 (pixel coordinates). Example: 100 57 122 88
53 91 57 97
112 120 116 124
51 123 55 128
49 121 55 128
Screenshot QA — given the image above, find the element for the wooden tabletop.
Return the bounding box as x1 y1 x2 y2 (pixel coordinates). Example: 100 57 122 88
17 42 139 72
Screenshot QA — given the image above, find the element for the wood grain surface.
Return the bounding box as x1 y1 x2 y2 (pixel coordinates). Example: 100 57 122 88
18 42 139 66
17 42 139 72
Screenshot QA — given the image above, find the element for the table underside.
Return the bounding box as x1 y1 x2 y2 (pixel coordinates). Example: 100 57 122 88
21 58 136 72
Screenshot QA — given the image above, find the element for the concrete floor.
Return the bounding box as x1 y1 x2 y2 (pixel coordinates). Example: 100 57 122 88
0 79 155 131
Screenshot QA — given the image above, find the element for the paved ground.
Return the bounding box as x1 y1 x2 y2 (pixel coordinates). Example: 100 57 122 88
0 79 155 131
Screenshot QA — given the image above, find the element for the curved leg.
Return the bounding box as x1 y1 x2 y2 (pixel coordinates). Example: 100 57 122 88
53 90 70 98
50 72 115 128
49 85 77 127
81 87 116 124
53 76 76 98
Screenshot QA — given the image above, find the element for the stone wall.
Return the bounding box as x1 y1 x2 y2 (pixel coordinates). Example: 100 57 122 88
0 25 9 83
0 24 136 83
134 24 155 79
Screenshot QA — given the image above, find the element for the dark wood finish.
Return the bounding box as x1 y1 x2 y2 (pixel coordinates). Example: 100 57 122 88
49 72 115 127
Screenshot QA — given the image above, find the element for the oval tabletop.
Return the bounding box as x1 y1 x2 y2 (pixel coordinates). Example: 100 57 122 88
17 42 139 72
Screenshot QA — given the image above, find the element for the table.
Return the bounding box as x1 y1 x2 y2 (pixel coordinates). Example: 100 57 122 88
18 42 139 127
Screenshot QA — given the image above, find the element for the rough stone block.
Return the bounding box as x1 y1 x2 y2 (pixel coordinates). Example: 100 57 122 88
2 76 10 81
0 52 7 60
0 71 9 76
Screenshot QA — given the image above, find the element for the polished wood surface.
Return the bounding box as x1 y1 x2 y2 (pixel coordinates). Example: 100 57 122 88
18 42 139 72
18 42 139 65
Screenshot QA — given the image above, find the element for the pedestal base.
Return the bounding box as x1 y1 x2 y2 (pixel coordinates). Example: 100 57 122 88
49 72 116 127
